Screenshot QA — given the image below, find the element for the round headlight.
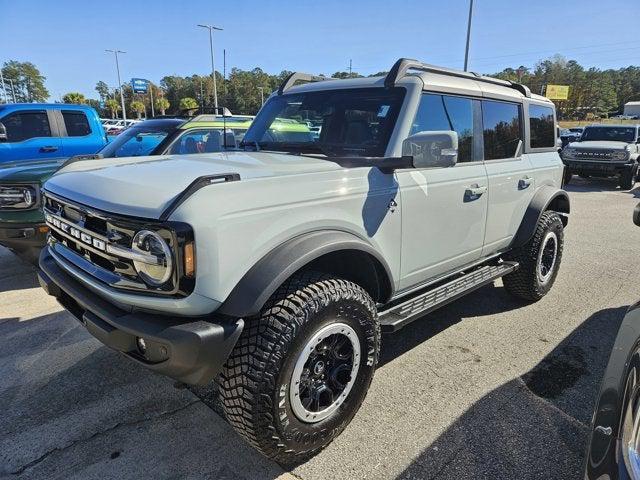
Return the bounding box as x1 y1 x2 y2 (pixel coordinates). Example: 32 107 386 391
131 230 173 286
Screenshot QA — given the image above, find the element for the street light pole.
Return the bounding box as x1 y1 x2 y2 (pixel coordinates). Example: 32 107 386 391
197 24 223 112
106 49 127 121
258 87 264 106
463 0 474 72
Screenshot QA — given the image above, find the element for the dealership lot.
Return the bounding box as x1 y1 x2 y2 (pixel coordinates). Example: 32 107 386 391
1 177 639 480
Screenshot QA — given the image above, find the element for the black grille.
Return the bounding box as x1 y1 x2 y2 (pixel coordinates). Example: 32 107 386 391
574 149 614 160
43 192 191 297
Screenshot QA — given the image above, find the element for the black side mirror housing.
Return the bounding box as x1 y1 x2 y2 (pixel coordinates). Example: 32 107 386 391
0 122 7 142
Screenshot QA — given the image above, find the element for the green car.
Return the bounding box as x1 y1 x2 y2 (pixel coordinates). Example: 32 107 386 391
0 114 287 262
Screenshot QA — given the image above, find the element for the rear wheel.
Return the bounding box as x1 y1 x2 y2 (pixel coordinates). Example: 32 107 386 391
218 272 380 464
503 211 564 301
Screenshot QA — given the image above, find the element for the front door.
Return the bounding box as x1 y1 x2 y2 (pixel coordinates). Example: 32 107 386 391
397 93 488 290
0 109 61 163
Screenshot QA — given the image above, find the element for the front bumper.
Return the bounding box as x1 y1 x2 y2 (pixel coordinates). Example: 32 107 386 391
0 222 48 251
38 247 243 385
563 160 634 176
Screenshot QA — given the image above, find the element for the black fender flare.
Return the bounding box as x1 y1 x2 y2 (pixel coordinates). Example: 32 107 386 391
510 186 570 249
217 230 394 318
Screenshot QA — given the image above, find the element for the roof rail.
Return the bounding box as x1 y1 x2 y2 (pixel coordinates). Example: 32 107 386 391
278 72 327 95
384 58 531 98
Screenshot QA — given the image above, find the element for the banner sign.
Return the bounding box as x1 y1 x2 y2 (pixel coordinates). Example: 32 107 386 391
545 84 570 100
131 78 149 94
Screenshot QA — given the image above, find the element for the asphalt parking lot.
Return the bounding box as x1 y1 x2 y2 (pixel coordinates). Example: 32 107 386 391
2 176 640 480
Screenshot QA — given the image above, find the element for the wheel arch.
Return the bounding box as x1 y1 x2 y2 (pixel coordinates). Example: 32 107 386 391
510 185 570 249
217 230 395 318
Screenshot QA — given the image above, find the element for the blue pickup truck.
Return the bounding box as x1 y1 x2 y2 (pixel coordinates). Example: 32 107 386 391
0 103 107 163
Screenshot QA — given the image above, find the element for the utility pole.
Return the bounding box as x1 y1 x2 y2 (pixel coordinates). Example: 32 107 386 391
463 0 474 72
197 24 223 112
105 49 127 121
349 59 352 76
258 86 264 105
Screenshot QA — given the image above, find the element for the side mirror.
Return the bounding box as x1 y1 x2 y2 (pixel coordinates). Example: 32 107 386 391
634 203 640 227
402 130 458 169
0 122 7 142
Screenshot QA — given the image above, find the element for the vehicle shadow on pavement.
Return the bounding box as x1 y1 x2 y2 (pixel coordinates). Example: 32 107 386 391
391 305 627 480
0 312 288 479
564 177 628 194
380 283 525 367
0 248 39 293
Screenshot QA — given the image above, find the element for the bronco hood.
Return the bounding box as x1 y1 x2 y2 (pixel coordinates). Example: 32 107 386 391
568 140 629 150
44 151 343 219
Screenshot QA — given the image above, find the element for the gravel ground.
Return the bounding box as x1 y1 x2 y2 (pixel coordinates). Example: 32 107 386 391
1 177 639 479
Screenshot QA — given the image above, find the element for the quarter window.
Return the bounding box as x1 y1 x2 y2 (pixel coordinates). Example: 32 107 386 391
411 93 475 162
482 100 522 160
62 111 91 137
529 104 555 148
2 111 51 142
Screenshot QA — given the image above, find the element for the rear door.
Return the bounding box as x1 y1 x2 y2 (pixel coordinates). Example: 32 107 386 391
481 99 535 254
0 109 61 163
56 109 103 157
397 92 488 289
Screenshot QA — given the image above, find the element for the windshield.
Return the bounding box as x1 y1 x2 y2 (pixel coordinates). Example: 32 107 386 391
580 126 636 142
99 123 176 157
242 87 406 157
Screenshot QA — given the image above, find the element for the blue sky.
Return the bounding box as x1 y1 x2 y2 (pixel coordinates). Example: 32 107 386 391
1 0 638 100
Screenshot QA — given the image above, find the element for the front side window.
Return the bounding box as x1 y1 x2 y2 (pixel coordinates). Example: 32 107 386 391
411 93 475 162
482 100 522 160
242 87 406 157
529 104 555 148
580 126 637 143
99 124 174 157
62 111 91 137
2 111 51 142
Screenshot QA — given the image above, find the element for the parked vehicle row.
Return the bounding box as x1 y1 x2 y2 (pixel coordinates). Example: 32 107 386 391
33 58 570 463
0 114 263 261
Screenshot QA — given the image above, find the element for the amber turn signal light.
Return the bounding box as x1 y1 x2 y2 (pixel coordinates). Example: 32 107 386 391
184 242 195 278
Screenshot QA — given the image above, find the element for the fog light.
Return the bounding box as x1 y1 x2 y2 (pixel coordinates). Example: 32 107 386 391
136 337 147 354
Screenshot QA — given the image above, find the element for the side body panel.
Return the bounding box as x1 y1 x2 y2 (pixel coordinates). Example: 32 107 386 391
169 166 403 304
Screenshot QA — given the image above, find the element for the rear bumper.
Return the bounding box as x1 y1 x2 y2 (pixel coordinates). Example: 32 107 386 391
563 160 634 176
0 222 48 251
38 247 243 385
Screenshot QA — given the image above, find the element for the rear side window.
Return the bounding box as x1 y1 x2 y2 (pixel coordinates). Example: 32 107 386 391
62 111 91 137
482 100 522 160
529 104 555 148
411 93 475 162
2 111 51 142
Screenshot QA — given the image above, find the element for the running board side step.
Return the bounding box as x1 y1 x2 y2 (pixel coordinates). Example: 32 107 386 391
378 261 519 332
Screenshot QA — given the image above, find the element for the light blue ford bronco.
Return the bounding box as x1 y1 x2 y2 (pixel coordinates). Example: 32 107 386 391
37 58 569 462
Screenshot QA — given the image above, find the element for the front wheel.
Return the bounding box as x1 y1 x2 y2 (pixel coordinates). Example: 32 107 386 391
503 211 564 301
218 272 380 464
563 169 573 186
620 167 636 190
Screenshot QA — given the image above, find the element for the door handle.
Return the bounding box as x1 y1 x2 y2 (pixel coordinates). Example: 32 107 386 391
464 184 487 202
39 146 58 153
465 184 487 196
518 176 532 189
